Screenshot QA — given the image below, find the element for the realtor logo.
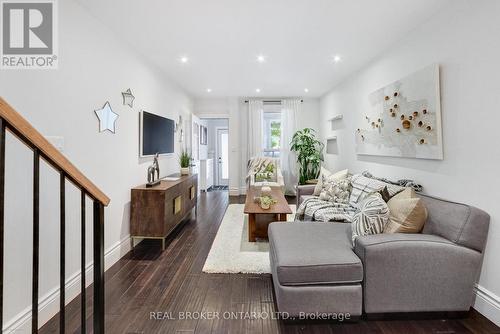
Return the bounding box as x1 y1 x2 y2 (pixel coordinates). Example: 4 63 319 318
1 0 58 69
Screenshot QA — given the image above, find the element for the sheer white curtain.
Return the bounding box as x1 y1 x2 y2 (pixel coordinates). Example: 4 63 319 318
247 99 264 161
281 99 299 195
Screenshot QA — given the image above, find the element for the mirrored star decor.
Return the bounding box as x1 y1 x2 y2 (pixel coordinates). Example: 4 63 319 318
94 102 119 133
121 88 135 108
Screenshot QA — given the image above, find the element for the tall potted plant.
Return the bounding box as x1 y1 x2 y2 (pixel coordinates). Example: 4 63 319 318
179 150 191 175
290 128 324 185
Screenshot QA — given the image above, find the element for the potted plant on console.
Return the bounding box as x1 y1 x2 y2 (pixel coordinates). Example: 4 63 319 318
179 150 191 175
290 128 324 184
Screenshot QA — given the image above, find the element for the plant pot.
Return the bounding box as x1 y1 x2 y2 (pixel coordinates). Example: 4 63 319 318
260 202 270 210
180 167 189 175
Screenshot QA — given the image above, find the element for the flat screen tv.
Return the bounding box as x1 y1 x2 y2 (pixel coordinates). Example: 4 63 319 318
140 111 175 157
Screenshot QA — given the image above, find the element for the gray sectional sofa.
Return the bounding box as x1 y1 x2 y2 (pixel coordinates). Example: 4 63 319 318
268 184 490 317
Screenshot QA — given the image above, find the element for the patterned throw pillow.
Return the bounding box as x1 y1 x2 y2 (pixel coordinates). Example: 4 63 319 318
319 178 352 204
349 174 404 207
351 192 390 245
384 188 428 233
313 168 349 196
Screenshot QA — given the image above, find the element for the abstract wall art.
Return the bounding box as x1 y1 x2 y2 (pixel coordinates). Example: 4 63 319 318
355 64 443 160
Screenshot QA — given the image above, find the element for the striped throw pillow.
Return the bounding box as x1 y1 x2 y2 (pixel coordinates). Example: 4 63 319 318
351 192 390 245
349 174 404 207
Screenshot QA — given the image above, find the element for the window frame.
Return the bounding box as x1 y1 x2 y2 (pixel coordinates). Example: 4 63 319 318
262 106 282 157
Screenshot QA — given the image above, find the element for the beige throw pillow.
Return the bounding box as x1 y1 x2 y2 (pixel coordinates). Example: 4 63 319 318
384 188 428 233
313 168 348 196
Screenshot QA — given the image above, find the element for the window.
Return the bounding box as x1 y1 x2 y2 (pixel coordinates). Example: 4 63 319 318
270 121 281 149
263 106 282 157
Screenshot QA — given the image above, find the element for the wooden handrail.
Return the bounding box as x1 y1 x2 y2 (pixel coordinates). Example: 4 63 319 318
0 97 110 206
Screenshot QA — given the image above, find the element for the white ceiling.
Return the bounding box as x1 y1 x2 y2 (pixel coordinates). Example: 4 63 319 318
77 0 450 98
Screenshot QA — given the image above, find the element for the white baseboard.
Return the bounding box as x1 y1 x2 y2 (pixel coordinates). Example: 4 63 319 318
229 186 246 196
229 187 239 196
3 236 131 333
103 235 132 271
474 284 500 326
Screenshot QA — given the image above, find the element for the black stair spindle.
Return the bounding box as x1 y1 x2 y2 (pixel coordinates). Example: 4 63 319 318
32 149 40 334
80 190 86 334
93 201 104 334
0 120 6 331
59 173 65 334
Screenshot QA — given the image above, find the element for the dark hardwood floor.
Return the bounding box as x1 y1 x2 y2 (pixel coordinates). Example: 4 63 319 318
41 190 500 334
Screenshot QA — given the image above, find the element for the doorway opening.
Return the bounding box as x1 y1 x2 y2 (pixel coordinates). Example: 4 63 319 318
198 118 229 191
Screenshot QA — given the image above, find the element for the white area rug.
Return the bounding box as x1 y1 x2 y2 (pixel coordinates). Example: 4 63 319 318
202 204 296 274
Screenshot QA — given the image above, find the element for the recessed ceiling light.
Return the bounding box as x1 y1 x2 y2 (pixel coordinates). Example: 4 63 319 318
333 55 342 63
206 88 212 93
304 88 309 93
179 56 189 63
256 54 266 63
255 88 261 93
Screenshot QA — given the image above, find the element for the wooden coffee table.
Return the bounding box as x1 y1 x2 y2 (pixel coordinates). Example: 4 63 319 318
244 187 293 242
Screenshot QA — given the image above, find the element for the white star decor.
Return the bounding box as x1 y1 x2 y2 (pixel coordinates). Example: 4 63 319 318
95 102 119 133
122 88 135 108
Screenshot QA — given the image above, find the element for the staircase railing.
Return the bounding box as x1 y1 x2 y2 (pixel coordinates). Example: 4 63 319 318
0 97 109 333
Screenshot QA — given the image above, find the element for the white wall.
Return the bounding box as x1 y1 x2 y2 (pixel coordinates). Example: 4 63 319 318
319 0 500 325
194 98 320 195
298 99 321 132
0 0 192 330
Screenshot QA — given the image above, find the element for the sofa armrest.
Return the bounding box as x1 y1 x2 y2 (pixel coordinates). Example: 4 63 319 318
354 233 483 313
296 184 316 207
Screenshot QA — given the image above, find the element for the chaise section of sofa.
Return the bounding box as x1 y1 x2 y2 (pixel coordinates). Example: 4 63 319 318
269 222 363 317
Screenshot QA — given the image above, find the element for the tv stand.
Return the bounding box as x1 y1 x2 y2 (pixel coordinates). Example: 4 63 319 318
130 173 198 250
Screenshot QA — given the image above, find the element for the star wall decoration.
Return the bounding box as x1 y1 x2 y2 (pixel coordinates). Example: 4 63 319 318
122 88 135 108
95 102 119 133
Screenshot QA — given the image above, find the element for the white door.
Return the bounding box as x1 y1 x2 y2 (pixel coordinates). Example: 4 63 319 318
216 128 229 186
